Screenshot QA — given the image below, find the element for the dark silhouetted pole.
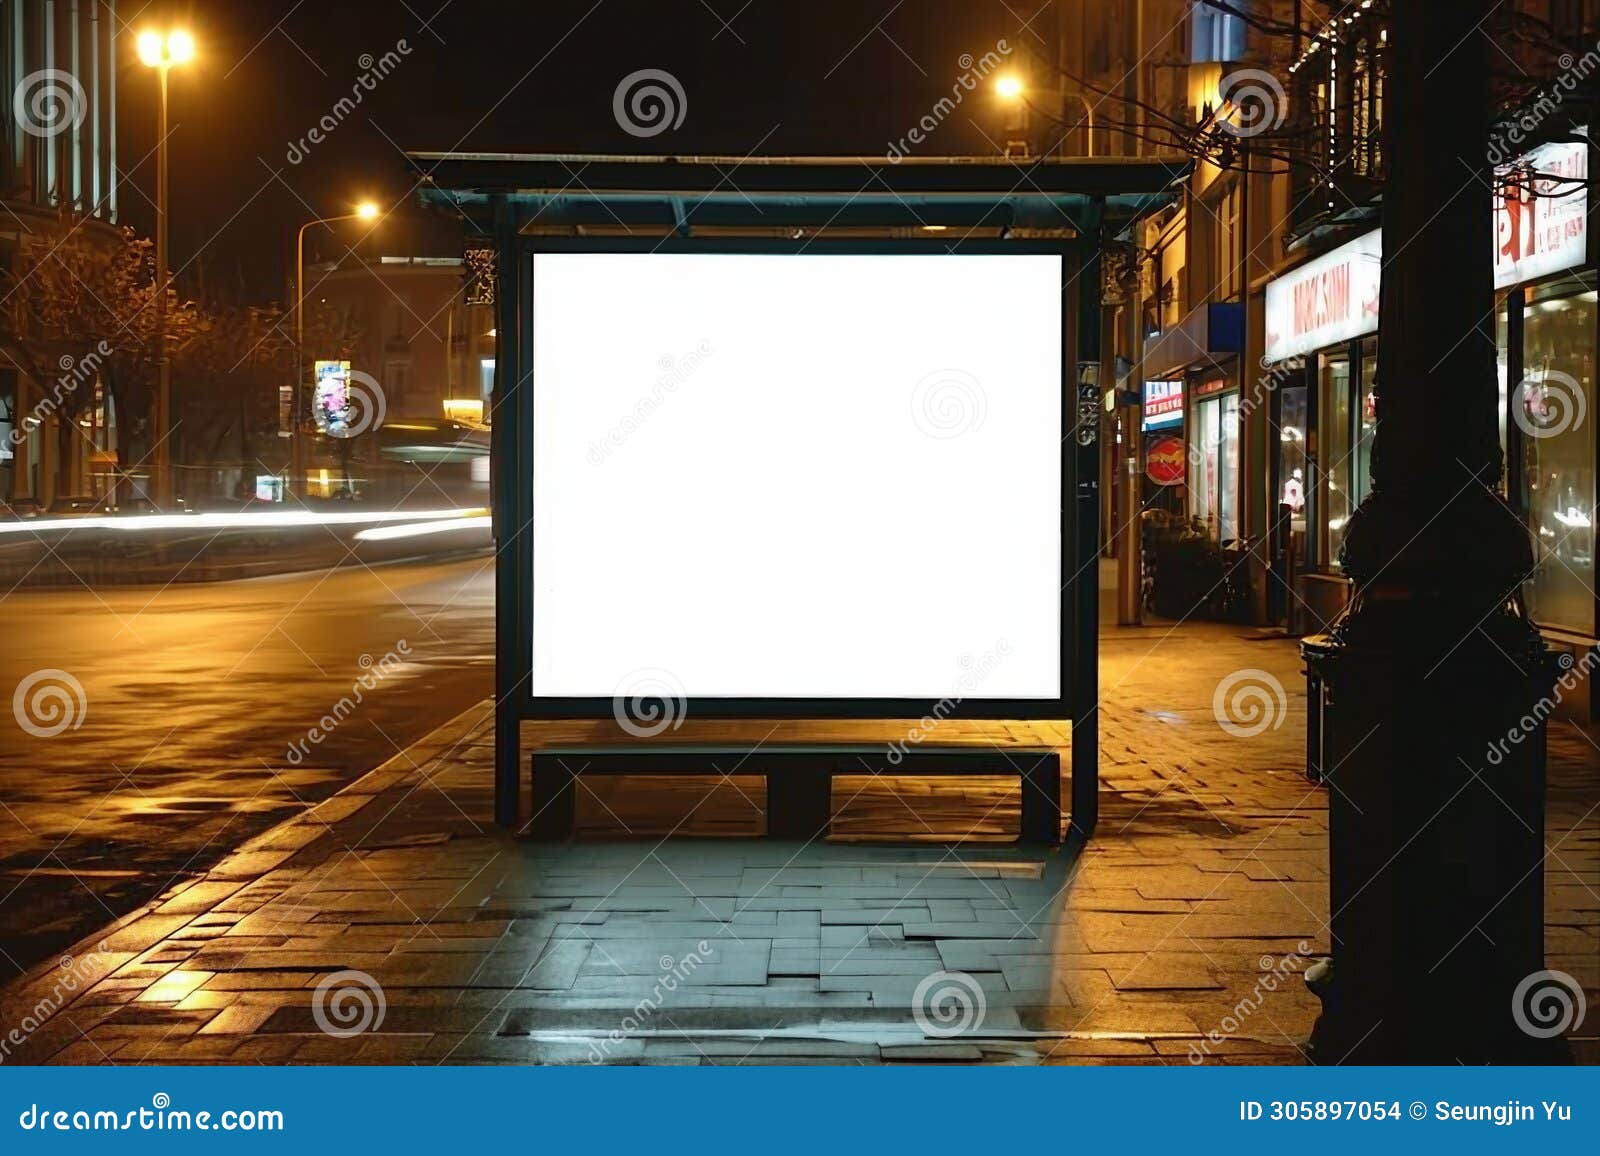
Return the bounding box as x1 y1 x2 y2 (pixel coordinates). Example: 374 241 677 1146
1301 0 1559 1063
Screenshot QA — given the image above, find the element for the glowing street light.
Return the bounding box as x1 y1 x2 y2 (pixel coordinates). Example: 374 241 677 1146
993 72 1094 157
136 28 196 508
137 28 193 67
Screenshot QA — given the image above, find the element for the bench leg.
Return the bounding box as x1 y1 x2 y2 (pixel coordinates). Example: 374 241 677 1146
766 769 832 839
1019 752 1062 844
529 756 577 841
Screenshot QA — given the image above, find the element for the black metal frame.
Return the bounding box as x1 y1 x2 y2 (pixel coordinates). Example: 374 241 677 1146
522 235 1072 720
492 226 1101 836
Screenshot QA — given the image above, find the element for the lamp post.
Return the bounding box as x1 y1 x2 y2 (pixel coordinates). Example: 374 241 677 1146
291 203 379 498
136 29 194 508
994 74 1095 158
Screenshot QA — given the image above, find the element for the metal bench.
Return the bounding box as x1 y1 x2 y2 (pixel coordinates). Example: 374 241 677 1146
529 744 1062 843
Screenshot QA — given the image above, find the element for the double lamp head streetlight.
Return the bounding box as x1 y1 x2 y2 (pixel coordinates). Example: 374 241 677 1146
136 28 194 68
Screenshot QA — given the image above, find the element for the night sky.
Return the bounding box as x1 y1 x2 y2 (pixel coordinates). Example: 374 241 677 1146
116 0 1049 298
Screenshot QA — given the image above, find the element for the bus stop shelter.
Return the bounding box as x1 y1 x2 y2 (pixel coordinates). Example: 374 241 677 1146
409 152 1189 838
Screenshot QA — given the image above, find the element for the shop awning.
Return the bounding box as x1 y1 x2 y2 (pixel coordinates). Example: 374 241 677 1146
1142 302 1245 381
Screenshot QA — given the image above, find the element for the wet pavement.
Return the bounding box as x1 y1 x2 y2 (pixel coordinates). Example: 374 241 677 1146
2 609 1593 1065
0 556 495 981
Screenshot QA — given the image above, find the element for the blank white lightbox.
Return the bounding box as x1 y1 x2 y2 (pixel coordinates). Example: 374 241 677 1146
530 250 1063 705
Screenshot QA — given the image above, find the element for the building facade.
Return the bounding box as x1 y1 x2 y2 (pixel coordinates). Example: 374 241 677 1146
0 0 121 509
1103 0 1600 714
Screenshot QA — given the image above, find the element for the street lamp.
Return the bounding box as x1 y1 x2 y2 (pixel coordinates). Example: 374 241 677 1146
136 28 195 508
993 74 1095 158
291 202 381 498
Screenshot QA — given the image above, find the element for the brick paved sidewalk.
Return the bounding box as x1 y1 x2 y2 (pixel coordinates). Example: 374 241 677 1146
2 616 1594 1065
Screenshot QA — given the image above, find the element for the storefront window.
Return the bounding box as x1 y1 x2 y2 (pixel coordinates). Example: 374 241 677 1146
1496 299 1509 462
1354 338 1378 507
1521 279 1597 634
1191 397 1219 532
1189 391 1241 542
1320 352 1353 566
1279 384 1310 564
1219 393 1240 541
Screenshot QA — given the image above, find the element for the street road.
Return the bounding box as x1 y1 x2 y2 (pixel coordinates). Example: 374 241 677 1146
0 556 494 980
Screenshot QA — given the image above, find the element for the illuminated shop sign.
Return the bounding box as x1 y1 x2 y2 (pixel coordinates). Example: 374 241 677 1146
1142 380 1184 429
1494 134 1588 289
1264 230 1381 363
1264 131 1589 364
1146 435 1186 486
